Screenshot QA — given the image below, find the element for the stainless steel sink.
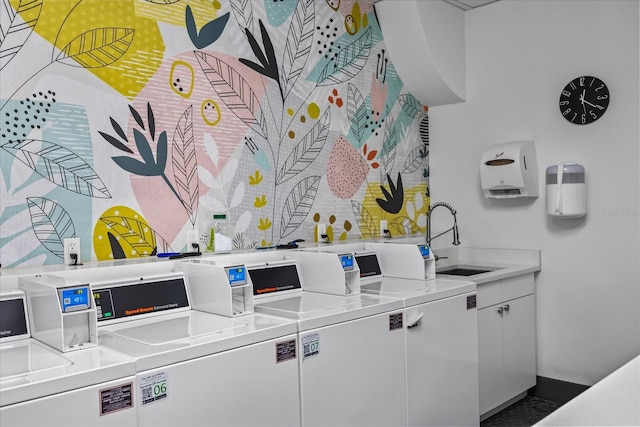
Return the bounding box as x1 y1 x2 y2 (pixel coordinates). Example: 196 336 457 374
436 266 497 276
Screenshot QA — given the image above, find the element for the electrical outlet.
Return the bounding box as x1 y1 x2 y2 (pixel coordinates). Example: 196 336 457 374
63 237 81 265
187 230 200 252
317 223 327 240
380 220 388 237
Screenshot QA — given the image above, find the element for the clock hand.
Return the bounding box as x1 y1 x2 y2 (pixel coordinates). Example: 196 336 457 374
580 90 587 114
579 94 599 109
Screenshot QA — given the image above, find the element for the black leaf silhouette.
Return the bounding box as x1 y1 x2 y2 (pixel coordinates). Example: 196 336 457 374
147 102 155 141
376 173 404 214
111 117 128 142
99 130 133 153
239 19 283 101
129 105 145 129
108 232 126 259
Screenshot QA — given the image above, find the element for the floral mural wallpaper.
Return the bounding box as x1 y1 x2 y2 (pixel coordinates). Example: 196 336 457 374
0 0 429 268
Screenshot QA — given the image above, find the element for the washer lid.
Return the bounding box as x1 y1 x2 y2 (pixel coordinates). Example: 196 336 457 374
98 310 297 372
361 277 476 307
1 340 72 381
254 291 404 331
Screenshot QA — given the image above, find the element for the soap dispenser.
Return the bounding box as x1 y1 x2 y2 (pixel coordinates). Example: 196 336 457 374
545 163 587 218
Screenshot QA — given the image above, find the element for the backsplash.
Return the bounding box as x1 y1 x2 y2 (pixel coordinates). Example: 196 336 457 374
0 0 429 267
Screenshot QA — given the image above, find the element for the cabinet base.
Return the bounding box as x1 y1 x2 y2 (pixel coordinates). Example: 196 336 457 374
480 392 527 421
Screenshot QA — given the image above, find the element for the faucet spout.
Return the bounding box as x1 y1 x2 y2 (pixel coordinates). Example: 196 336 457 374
427 202 461 247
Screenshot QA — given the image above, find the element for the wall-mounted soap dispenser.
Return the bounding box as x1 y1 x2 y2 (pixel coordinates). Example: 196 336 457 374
546 163 587 218
480 141 539 198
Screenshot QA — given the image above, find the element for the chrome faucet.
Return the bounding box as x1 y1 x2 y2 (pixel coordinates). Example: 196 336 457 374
427 202 461 247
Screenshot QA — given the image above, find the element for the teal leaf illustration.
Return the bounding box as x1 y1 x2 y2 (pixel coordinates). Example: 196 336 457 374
111 155 158 176
398 94 426 118
0 0 43 71
317 26 371 86
280 0 315 100
276 107 330 185
133 128 155 166
155 131 168 171
27 197 75 258
346 83 367 143
172 106 199 223
280 176 320 239
350 200 375 238
2 139 111 198
55 28 134 68
185 6 230 49
195 51 268 138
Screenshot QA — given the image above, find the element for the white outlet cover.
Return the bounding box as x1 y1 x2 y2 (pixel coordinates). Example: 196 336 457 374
63 237 81 265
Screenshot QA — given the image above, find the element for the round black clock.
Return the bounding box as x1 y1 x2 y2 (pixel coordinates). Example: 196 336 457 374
559 76 609 124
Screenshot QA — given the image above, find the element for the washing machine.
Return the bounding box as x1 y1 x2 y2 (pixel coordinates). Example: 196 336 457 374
93 265 300 427
244 254 408 427
355 248 480 427
0 285 137 427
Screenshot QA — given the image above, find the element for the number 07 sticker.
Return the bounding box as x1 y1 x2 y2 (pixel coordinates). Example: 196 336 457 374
302 333 320 360
140 371 168 406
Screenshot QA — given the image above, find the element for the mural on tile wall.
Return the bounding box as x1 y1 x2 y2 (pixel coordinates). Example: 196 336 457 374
0 0 429 268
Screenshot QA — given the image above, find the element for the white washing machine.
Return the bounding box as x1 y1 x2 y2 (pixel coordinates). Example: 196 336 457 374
356 250 480 427
93 266 300 427
245 255 408 427
0 287 137 427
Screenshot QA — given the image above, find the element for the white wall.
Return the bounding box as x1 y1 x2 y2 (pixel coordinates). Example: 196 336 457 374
430 0 639 386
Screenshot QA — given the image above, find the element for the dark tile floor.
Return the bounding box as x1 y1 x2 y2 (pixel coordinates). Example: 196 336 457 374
480 396 561 427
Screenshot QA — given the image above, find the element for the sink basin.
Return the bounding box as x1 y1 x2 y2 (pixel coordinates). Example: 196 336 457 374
436 267 496 276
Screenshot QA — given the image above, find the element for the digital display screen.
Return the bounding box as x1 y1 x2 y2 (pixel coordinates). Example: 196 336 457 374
355 254 382 278
60 286 90 312
226 266 247 286
0 298 29 339
93 277 189 321
418 244 430 258
340 254 354 271
248 264 302 295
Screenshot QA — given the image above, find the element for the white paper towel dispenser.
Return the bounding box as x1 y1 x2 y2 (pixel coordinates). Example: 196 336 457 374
480 141 539 198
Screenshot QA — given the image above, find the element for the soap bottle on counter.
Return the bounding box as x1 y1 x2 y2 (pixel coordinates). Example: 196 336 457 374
207 214 234 252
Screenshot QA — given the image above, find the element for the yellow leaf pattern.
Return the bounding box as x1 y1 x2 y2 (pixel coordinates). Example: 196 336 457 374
254 194 267 208
249 170 263 185
258 217 272 230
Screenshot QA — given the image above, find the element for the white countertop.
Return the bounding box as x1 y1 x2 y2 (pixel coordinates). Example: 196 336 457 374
433 246 541 283
535 355 640 426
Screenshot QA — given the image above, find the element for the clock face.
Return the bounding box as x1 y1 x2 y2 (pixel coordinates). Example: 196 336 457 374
559 76 610 125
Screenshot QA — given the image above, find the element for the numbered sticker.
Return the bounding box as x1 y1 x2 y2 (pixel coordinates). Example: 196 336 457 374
302 333 320 359
139 371 168 406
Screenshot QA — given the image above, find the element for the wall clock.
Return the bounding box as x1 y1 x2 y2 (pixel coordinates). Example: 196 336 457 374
559 76 609 125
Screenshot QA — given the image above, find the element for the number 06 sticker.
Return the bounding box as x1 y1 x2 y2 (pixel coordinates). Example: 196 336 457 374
140 371 168 406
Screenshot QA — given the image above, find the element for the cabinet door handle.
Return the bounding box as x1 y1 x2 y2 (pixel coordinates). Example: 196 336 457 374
503 304 510 312
497 306 503 314
407 312 424 328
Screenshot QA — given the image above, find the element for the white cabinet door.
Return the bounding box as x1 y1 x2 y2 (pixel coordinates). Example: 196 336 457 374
502 294 536 401
478 304 504 416
406 292 479 427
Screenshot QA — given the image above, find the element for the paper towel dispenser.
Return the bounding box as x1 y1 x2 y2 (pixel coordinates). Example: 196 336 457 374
480 141 539 198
